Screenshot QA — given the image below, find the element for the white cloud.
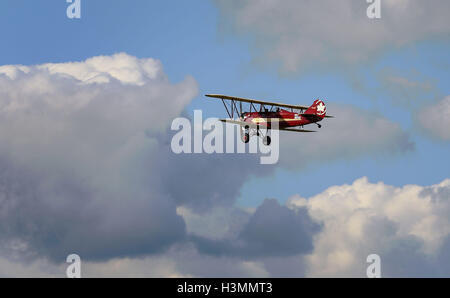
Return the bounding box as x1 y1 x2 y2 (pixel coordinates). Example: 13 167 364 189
215 0 450 73
0 53 163 85
416 95 450 140
288 177 450 277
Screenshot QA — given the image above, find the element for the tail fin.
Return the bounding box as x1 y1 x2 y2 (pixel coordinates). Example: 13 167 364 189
303 99 327 119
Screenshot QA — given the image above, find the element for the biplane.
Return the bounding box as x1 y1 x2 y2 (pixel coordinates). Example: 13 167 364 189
205 94 334 145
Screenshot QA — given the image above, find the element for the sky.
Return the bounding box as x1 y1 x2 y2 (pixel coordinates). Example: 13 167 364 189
0 0 449 277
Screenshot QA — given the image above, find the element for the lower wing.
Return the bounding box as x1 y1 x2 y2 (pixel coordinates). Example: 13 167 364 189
219 119 316 133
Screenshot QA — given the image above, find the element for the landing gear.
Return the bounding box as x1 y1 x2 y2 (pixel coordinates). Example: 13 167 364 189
240 126 250 143
242 133 250 143
317 123 322 129
240 125 271 145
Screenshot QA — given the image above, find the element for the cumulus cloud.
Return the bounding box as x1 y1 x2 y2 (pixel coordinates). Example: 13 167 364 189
288 177 450 277
0 53 198 262
0 53 310 268
0 53 283 266
214 0 450 73
416 95 450 141
0 53 276 265
277 103 414 169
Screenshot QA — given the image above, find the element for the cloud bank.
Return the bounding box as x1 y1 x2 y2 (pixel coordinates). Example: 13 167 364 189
191 199 321 258
2 177 449 278
0 53 440 277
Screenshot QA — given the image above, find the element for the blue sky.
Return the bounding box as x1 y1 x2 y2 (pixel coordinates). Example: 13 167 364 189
1 0 448 209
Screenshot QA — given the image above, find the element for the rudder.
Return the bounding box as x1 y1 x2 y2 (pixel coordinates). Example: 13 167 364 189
303 99 327 119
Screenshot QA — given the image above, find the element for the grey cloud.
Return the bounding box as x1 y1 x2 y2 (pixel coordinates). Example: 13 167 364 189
349 67 441 109
277 103 414 170
177 205 252 240
376 68 439 107
360 216 436 277
362 216 450 278
214 0 450 74
256 255 308 278
161 147 272 211
420 181 450 203
192 199 321 258
415 95 450 141
435 237 450 277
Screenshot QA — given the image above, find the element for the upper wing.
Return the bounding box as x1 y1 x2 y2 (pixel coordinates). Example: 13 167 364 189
206 94 310 111
219 119 316 133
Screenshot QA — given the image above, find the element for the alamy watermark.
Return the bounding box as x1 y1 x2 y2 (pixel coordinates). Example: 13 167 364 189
66 0 81 19
66 0 380 20
63 253 381 277
367 0 381 19
66 254 81 278
366 254 382 278
171 110 280 165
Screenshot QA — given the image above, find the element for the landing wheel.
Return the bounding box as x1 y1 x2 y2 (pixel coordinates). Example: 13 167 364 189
317 124 322 129
263 136 271 146
242 133 250 144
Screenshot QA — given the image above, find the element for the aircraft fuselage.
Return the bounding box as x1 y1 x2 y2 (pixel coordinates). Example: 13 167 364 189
242 109 323 129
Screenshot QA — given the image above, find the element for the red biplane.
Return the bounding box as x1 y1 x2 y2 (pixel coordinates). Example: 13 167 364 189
206 94 334 145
